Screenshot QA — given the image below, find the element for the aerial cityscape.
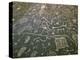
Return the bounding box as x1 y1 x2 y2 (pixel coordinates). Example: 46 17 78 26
12 2 78 58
